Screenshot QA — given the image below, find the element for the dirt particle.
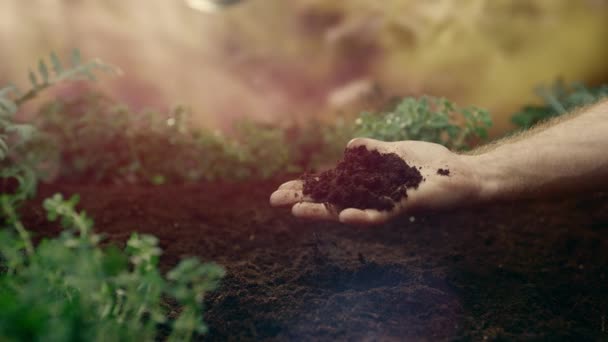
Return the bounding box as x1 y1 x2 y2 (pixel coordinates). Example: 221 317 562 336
437 168 450 176
358 253 367 264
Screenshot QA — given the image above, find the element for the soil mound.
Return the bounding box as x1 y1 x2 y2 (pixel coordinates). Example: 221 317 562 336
302 146 423 211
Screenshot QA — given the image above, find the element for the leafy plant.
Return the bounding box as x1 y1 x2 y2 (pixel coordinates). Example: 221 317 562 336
232 120 295 177
0 51 224 341
285 117 354 170
22 58 494 185
33 93 298 183
0 193 224 341
34 90 354 183
512 81 608 129
1 50 119 201
354 96 492 150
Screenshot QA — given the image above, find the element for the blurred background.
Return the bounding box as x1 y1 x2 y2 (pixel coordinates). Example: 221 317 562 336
1 0 607 136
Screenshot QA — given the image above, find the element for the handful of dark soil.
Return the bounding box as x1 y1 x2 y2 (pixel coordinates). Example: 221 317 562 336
301 146 423 211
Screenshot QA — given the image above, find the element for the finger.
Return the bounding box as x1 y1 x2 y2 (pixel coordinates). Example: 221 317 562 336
338 208 394 226
278 180 303 190
292 202 338 221
346 137 393 153
347 137 383 149
270 189 311 207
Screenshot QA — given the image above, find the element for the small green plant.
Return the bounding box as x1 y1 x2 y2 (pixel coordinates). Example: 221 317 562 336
286 117 354 170
1 50 118 201
33 93 300 183
0 51 224 341
512 81 608 129
0 193 224 341
354 96 492 150
34 91 349 183
232 120 294 177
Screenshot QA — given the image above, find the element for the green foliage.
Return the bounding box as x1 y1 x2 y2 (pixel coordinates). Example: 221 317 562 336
34 93 493 184
512 81 608 129
13 56 496 187
0 193 224 341
285 118 354 169
33 92 301 183
1 51 224 341
354 96 492 150
1 50 118 201
232 120 293 178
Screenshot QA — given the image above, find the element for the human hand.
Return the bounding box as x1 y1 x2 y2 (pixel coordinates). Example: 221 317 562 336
270 138 482 226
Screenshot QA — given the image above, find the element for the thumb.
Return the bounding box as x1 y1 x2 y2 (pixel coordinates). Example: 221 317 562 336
346 137 387 151
346 138 391 152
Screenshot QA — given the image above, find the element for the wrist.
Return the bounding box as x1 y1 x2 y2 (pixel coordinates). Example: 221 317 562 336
460 153 503 203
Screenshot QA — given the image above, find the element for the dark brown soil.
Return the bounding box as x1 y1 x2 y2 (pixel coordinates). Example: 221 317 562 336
19 180 608 341
438 168 450 176
0 176 19 195
302 146 423 211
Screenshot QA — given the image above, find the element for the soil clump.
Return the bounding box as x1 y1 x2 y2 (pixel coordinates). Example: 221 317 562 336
302 146 423 210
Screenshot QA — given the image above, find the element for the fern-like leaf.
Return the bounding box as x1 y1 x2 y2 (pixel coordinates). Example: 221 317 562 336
38 60 50 85
0 98 17 116
50 51 63 75
0 135 8 159
28 70 39 88
0 85 18 98
71 49 82 67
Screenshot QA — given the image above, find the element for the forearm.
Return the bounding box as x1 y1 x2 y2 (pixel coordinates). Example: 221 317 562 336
464 100 608 201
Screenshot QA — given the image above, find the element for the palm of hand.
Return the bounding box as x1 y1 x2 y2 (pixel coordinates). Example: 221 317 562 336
270 138 481 226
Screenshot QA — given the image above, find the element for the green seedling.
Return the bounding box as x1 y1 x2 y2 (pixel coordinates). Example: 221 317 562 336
512 81 608 129
355 96 492 151
1 193 224 341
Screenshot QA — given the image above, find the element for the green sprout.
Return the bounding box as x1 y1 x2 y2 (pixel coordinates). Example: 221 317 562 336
512 81 608 129
355 96 492 150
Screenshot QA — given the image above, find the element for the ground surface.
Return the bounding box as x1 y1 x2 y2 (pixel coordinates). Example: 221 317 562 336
20 180 608 341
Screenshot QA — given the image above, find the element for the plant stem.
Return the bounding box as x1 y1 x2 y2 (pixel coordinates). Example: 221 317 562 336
1 198 35 257
14 220 34 256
